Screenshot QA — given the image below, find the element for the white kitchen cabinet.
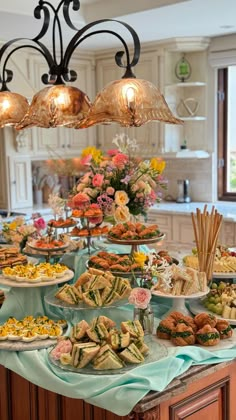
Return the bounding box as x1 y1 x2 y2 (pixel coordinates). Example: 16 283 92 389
163 43 209 153
147 210 172 242
95 50 161 156
172 215 195 244
9 157 33 209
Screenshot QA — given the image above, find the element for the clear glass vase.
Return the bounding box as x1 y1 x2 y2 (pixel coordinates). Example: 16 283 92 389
133 304 154 335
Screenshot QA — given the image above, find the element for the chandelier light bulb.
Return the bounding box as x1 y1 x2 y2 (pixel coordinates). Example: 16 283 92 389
124 86 136 111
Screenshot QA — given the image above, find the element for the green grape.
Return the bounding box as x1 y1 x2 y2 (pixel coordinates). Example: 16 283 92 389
214 297 221 304
215 306 223 315
211 282 218 289
209 296 216 304
218 282 226 290
207 303 216 312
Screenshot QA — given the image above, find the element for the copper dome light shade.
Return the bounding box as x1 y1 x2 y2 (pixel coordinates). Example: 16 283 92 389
0 0 182 130
77 78 183 129
16 85 91 130
0 91 29 128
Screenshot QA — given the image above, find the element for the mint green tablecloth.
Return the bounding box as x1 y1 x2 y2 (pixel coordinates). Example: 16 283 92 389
1 245 236 416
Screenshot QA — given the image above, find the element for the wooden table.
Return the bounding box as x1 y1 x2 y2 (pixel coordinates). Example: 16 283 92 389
1 360 235 420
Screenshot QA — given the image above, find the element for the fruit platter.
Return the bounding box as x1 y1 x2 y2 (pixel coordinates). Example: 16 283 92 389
189 281 236 324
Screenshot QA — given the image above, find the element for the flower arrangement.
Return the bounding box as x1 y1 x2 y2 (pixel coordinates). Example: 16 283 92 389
128 287 154 334
128 287 152 309
1 215 46 251
70 134 167 223
48 193 67 217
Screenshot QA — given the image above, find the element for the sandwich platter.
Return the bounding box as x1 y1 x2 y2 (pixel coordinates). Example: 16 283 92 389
44 290 129 310
48 335 168 375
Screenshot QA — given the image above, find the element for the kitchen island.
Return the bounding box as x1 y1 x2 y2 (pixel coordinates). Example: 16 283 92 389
1 355 236 419
148 201 236 246
1 284 236 420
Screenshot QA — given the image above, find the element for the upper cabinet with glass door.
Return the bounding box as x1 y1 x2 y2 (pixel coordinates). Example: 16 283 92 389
162 39 210 153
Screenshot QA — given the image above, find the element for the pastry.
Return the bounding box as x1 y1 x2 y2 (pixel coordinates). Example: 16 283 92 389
215 320 233 339
194 312 217 328
196 324 220 346
156 318 176 339
170 323 196 346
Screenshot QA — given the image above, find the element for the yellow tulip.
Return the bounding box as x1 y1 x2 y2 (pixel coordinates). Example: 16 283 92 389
81 146 103 164
133 251 147 268
150 158 166 173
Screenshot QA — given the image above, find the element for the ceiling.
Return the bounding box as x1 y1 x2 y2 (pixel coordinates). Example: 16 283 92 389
0 0 235 50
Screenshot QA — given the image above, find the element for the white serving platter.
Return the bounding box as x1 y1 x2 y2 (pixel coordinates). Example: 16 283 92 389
0 269 74 288
189 298 236 326
155 328 236 351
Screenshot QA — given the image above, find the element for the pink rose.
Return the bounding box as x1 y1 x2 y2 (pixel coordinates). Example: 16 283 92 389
51 338 72 360
72 192 90 209
33 217 46 231
106 186 115 196
112 153 129 169
80 155 92 165
107 149 119 156
128 287 152 309
92 173 104 187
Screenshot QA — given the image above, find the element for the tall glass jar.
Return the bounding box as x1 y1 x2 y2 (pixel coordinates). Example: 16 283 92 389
133 304 154 335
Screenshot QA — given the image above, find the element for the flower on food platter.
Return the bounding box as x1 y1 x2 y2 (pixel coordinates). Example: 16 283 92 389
128 287 152 310
70 133 167 222
48 193 66 217
1 215 46 251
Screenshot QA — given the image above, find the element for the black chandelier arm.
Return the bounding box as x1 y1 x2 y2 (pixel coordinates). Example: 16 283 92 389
66 29 134 76
63 0 81 31
0 40 55 90
34 1 64 64
64 18 141 75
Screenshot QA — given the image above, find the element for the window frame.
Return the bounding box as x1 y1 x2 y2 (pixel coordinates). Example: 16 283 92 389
217 67 236 201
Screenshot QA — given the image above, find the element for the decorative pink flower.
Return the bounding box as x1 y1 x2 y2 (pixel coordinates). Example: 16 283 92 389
128 287 152 309
107 149 119 156
112 153 129 169
51 338 72 360
80 154 92 166
106 186 115 196
33 217 46 231
92 173 104 187
72 192 90 209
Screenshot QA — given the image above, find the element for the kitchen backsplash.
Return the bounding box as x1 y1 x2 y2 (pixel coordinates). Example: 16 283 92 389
162 154 214 202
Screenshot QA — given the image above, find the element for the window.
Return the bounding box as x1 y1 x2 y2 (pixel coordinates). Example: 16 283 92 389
217 67 236 201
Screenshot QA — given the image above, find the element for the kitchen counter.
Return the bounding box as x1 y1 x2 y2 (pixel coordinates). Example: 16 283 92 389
153 201 236 222
10 201 236 222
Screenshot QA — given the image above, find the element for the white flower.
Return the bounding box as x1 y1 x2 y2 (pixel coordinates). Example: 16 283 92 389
112 133 139 154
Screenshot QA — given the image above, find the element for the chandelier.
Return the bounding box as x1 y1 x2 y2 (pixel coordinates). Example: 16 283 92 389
0 0 182 130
